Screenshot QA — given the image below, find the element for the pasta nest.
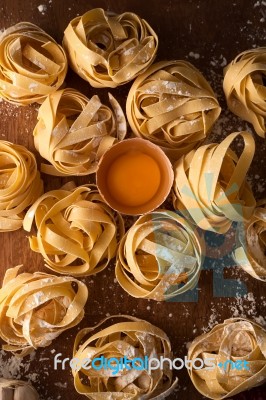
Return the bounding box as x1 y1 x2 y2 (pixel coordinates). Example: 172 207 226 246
72 315 178 399
187 318 266 399
0 265 88 356
223 48 266 137
0 379 39 399
126 60 221 159
63 8 158 88
0 140 43 232
234 199 266 281
0 22 67 105
116 210 204 300
173 131 256 234
34 88 126 176
23 183 125 276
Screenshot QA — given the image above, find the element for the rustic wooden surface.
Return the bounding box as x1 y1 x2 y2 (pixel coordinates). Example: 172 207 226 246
0 0 266 399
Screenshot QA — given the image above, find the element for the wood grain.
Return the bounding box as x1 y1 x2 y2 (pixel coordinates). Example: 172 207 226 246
0 0 265 399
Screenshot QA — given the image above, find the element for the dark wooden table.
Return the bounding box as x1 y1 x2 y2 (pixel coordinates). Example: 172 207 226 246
0 0 265 399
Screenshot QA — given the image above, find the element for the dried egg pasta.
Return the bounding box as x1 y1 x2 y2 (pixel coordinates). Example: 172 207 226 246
72 315 178 399
23 184 124 276
0 378 39 399
0 265 88 356
234 199 266 281
63 8 158 88
34 89 126 176
0 140 43 232
0 22 67 105
173 131 256 234
224 48 266 137
187 318 266 399
116 210 204 300
126 60 221 159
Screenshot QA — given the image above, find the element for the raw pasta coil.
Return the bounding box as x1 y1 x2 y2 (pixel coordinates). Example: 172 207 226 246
223 48 266 137
0 379 39 399
63 8 158 88
0 266 88 356
126 60 221 159
173 131 256 234
34 88 126 176
187 318 266 399
0 22 67 105
234 199 266 281
115 210 204 300
0 140 43 232
72 315 178 399
23 184 124 276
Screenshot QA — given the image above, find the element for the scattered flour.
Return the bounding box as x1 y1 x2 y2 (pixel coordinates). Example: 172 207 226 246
0 350 36 380
188 51 200 59
201 293 266 334
37 4 47 14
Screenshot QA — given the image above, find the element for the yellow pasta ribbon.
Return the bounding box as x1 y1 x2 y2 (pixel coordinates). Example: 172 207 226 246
34 88 127 176
234 199 266 281
187 318 266 399
116 210 204 301
173 131 256 234
223 48 266 137
0 22 67 105
126 60 221 159
0 140 43 232
0 379 39 399
0 265 88 356
63 8 158 88
72 315 178 399
23 183 125 276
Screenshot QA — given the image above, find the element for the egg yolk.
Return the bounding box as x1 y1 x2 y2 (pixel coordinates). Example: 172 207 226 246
107 150 161 207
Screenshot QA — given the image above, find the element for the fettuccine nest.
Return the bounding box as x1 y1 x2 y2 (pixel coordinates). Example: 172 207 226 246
0 266 88 356
0 140 43 232
187 318 266 399
23 183 125 276
234 199 266 281
126 60 221 159
34 88 126 176
173 131 256 234
0 379 39 399
63 8 158 88
0 22 67 105
223 47 266 137
116 210 204 300
72 315 178 399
